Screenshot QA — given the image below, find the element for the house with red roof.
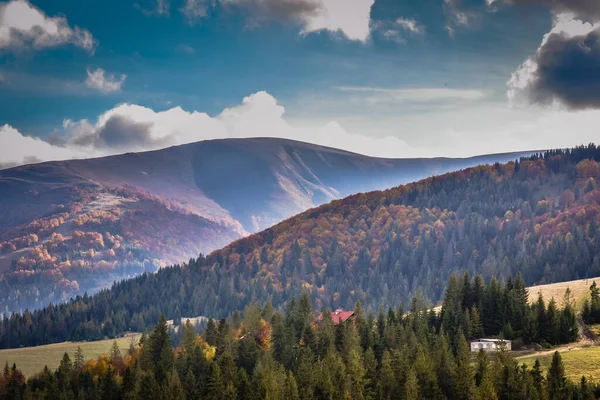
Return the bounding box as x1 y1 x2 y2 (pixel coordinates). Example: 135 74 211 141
315 309 355 325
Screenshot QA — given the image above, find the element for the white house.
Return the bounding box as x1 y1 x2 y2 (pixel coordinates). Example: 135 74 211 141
470 338 511 352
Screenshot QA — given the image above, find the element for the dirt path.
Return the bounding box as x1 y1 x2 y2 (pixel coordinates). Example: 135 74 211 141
515 344 589 360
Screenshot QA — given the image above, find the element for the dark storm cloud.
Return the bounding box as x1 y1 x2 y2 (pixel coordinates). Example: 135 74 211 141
95 116 155 149
68 115 173 151
492 0 600 21
519 28 600 109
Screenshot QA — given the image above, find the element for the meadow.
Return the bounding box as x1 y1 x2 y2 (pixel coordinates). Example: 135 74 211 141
527 277 600 309
517 345 600 383
0 334 140 377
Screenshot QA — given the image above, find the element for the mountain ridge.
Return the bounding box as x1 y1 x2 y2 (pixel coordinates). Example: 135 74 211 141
0 137 533 312
1 144 597 349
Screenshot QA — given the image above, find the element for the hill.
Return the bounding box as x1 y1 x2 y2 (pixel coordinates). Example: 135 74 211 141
1 144 599 348
0 138 526 312
0 334 140 378
527 277 600 310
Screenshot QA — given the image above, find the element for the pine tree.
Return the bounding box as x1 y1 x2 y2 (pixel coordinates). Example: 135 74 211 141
378 350 396 399
470 306 484 339
138 371 160 400
578 376 595 400
206 363 225 399
165 369 185 400
455 332 475 400
404 367 419 400
559 303 579 344
547 351 566 400
184 369 199 400
74 346 85 371
284 371 300 400
109 340 123 369
205 319 218 346
100 366 119 400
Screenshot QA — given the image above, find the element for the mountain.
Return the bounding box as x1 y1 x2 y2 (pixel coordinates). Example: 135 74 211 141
1 144 598 349
0 138 530 312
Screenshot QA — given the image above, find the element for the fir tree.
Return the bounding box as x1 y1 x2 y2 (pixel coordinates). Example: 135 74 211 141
547 351 567 400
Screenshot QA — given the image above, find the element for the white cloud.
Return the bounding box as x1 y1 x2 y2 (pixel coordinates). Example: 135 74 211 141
301 0 374 42
375 17 425 43
5 91 600 169
181 0 208 23
85 68 127 94
176 43 195 54
0 124 79 169
218 0 374 42
0 91 415 168
156 0 171 15
395 18 425 35
336 86 486 103
0 0 95 52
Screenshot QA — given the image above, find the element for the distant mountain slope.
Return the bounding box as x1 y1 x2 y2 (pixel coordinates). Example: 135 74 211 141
1 144 598 349
0 138 530 312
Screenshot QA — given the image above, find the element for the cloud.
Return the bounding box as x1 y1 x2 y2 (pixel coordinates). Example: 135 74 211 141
0 91 417 168
375 17 425 43
181 0 209 24
0 0 95 52
508 15 600 109
443 0 484 35
156 0 171 15
6 91 600 169
395 18 425 35
85 68 127 94
215 0 374 41
136 0 171 16
336 87 486 103
175 43 195 54
0 124 80 169
488 0 600 21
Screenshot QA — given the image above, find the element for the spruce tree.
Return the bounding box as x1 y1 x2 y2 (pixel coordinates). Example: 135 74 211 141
74 346 85 371
547 351 567 400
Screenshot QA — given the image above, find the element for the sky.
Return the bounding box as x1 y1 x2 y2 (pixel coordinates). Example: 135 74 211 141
1 0 600 168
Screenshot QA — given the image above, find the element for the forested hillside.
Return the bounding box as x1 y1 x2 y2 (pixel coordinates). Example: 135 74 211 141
1 144 599 348
0 277 588 399
0 138 523 312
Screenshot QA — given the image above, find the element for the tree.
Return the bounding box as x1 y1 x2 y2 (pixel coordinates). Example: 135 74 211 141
74 346 85 371
138 371 160 400
142 314 173 383
404 367 419 400
454 332 474 400
109 340 123 370
184 369 199 400
547 351 567 400
100 366 119 400
559 303 578 344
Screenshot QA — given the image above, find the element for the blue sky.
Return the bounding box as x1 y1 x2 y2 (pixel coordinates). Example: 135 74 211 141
1 0 600 167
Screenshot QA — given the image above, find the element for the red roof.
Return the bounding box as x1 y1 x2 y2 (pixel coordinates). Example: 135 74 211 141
316 309 355 325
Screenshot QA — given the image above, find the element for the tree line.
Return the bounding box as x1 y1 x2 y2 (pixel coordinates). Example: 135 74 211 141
1 273 591 399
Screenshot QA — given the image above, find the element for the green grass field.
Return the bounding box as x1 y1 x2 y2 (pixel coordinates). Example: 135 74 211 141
0 335 140 378
517 345 600 383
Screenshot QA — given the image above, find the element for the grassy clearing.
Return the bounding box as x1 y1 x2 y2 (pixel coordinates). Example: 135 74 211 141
527 277 600 309
517 345 600 383
0 334 140 378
